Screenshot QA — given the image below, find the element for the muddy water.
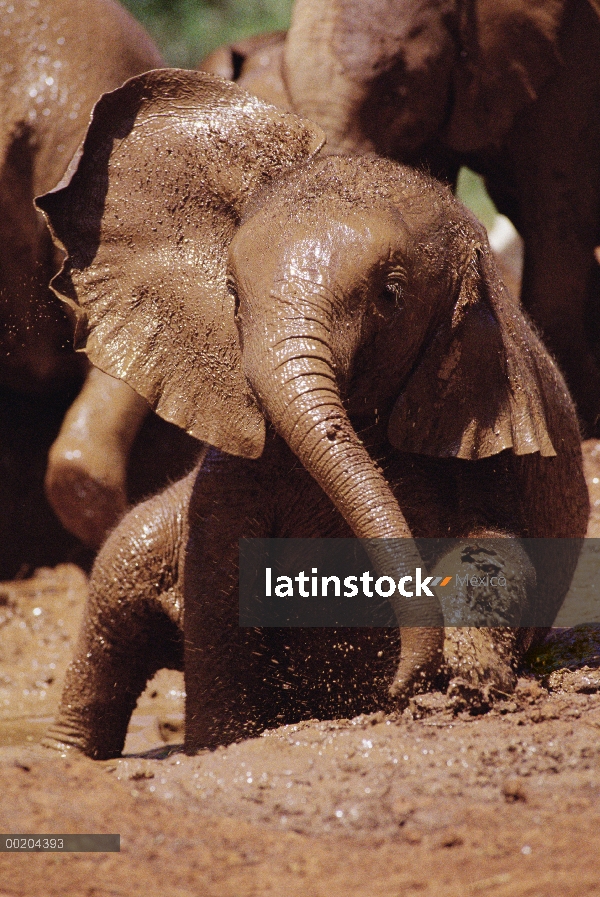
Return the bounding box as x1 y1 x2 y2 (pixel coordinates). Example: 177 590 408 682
0 563 185 753
0 564 86 748
3 439 600 754
1 445 600 896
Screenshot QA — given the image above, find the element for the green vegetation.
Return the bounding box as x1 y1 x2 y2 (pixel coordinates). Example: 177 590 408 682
456 168 498 231
121 0 294 68
524 624 600 675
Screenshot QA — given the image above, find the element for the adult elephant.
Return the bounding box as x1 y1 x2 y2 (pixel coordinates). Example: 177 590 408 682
0 0 198 575
279 0 600 434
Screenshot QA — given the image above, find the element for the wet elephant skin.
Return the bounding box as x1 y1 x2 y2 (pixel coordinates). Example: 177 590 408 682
209 0 600 434
35 72 589 757
0 0 202 570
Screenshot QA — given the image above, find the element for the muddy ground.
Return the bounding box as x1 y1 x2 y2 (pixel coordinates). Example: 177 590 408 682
1 445 600 895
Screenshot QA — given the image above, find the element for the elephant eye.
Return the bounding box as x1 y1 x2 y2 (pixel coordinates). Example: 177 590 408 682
227 277 241 318
381 279 404 308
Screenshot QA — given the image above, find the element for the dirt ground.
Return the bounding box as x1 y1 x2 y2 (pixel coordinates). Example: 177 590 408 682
1 444 600 895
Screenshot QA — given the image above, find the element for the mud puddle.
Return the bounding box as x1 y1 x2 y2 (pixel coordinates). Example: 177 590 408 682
1 442 600 895
1 717 54 747
2 668 600 897
0 562 185 753
0 563 86 748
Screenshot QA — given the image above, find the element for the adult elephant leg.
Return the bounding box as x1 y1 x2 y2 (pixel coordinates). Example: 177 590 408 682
498 0 600 433
45 366 150 547
43 471 195 759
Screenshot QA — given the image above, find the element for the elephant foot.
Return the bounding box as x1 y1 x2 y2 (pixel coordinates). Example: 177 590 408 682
45 443 128 549
398 538 535 704
43 702 131 760
442 626 519 696
41 727 89 756
45 366 150 547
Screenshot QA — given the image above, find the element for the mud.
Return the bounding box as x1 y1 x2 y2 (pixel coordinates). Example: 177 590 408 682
1 443 600 895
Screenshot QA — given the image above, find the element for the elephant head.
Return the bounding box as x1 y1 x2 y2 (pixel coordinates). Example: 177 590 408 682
284 0 566 157
37 70 556 698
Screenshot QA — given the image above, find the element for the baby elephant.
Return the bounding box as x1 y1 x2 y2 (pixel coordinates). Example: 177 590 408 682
37 71 588 758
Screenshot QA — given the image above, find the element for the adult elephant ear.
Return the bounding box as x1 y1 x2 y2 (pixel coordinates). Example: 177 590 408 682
36 70 325 458
445 0 566 152
388 246 557 460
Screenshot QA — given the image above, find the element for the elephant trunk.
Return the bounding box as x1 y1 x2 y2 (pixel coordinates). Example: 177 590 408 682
284 0 369 154
243 295 444 699
284 0 457 161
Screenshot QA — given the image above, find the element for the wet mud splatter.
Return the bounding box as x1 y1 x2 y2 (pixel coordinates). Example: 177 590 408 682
1 441 600 894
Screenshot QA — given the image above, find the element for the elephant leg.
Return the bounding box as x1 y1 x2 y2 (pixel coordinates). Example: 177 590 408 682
43 471 195 759
493 0 600 432
421 458 535 694
432 536 536 695
183 449 277 753
45 366 150 548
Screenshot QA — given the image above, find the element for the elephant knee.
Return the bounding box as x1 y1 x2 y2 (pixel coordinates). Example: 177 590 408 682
433 538 536 628
431 539 536 693
48 484 191 758
67 481 192 698
90 473 194 630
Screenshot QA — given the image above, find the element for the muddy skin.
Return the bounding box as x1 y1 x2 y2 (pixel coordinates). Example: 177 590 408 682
44 369 150 548
0 25 597 897
46 428 587 759
34 70 588 758
44 472 193 759
0 0 163 391
0 375 201 580
198 31 291 110
277 0 600 434
0 0 202 564
2 446 600 896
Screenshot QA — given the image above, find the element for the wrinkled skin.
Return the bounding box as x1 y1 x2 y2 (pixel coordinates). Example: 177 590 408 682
0 0 200 569
207 0 600 434
37 72 588 758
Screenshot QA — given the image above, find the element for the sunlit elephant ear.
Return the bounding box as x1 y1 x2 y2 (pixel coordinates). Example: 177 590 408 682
445 0 565 152
36 69 325 458
388 247 556 460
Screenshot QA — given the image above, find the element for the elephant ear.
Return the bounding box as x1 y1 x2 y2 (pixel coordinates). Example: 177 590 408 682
388 246 556 460
36 69 325 458
445 0 566 152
